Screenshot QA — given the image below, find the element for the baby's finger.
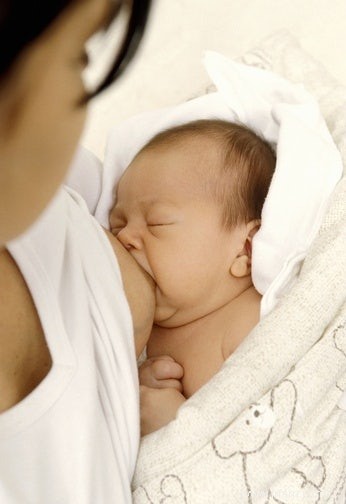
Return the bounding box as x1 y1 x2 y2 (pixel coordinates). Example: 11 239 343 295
151 359 184 381
139 366 183 390
139 364 158 388
139 355 174 374
150 378 183 392
139 356 184 388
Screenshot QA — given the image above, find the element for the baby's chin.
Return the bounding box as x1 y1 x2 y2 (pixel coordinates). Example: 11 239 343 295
154 304 200 329
154 287 197 328
154 305 179 328
153 288 172 323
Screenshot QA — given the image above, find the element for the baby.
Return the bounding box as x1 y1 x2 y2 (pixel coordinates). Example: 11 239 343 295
109 119 276 435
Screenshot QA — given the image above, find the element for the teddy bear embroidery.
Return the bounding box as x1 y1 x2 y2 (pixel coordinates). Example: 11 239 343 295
212 379 326 503
333 323 346 394
134 319 346 504
136 475 187 504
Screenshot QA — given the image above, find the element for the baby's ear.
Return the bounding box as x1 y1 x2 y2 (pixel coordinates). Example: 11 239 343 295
229 220 260 278
244 219 261 259
230 255 250 278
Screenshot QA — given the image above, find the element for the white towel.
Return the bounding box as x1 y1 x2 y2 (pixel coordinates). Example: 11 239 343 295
97 51 343 317
204 51 343 316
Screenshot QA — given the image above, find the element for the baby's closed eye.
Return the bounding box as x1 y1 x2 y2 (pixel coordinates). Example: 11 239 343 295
147 222 176 236
147 222 174 227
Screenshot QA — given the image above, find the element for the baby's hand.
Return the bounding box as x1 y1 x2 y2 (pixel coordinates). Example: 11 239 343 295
139 355 184 392
140 386 186 436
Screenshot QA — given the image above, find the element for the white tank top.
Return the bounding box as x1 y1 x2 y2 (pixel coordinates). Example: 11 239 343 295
0 187 139 503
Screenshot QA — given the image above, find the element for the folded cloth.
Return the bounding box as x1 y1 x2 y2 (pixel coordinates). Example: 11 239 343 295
95 52 342 318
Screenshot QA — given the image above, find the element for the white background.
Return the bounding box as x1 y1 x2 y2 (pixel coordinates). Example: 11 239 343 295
82 0 346 158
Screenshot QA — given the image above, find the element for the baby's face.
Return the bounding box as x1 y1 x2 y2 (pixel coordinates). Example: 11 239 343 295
110 140 246 328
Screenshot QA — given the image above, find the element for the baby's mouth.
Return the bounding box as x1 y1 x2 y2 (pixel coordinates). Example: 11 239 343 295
130 252 156 283
155 284 162 299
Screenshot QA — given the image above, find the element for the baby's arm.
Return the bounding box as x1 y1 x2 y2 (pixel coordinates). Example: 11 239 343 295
140 385 186 436
139 355 184 391
139 356 185 435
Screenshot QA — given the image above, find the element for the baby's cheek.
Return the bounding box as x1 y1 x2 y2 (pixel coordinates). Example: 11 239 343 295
167 276 202 309
152 249 202 303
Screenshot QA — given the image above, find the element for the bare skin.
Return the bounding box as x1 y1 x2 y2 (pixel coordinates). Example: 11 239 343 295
140 286 261 436
105 230 155 358
111 139 263 436
0 0 111 246
0 231 155 415
0 249 52 413
148 286 261 398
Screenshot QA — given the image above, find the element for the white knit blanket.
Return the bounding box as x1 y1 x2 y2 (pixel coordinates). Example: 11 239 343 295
132 32 346 504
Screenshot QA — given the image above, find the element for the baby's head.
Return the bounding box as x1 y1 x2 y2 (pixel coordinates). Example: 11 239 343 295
110 119 275 327
141 119 275 230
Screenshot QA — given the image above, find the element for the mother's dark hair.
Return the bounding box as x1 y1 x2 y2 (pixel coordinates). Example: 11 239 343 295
0 0 73 76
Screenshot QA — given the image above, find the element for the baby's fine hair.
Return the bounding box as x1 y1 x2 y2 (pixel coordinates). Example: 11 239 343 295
141 119 276 228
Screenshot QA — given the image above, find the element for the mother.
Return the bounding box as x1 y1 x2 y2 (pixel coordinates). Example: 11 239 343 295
0 1 155 502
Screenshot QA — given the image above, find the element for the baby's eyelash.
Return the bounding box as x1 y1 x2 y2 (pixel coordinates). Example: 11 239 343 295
147 223 174 228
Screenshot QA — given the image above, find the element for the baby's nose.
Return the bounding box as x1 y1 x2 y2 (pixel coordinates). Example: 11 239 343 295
117 226 143 251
